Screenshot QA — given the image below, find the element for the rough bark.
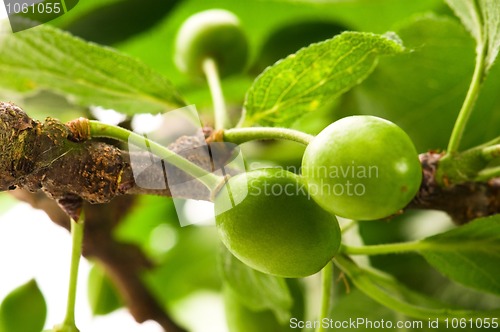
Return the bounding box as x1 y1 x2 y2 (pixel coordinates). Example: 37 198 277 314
0 102 217 219
407 152 500 225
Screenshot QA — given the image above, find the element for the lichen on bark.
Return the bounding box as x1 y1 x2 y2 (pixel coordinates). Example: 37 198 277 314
0 102 38 190
0 102 129 217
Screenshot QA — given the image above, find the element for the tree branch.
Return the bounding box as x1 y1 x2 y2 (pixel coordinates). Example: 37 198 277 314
2 101 500 225
0 102 218 219
407 151 500 225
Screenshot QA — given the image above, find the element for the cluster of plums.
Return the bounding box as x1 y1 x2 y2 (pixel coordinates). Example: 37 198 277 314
175 10 422 278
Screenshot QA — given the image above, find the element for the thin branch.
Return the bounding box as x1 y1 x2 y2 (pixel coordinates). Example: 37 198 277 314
407 152 500 224
3 101 500 226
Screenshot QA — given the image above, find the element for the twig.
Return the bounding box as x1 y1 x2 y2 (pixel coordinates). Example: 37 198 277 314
2 102 500 225
407 152 500 224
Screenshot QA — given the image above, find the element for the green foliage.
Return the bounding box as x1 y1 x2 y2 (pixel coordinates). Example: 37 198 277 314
243 32 404 127
55 0 180 46
419 216 500 295
446 0 500 70
480 0 500 70
330 288 418 332
0 23 185 115
344 15 476 151
335 255 500 321
445 0 483 44
0 279 47 332
87 264 122 316
223 285 300 332
115 196 221 303
219 246 293 323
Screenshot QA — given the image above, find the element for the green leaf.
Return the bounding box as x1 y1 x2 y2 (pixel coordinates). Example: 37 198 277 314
143 226 221 304
223 286 294 332
480 0 500 70
0 279 47 332
87 264 122 316
219 246 292 323
343 15 478 151
114 0 440 110
243 31 404 127
0 23 186 115
445 0 483 44
54 0 179 46
334 255 500 321
446 0 500 70
331 287 437 332
419 216 500 296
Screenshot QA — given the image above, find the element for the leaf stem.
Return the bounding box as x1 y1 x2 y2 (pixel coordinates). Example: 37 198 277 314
334 254 497 320
88 121 223 192
446 47 487 154
340 241 426 256
481 144 500 161
60 0 68 13
55 216 84 332
476 166 500 181
203 58 230 130
223 127 314 145
316 261 333 332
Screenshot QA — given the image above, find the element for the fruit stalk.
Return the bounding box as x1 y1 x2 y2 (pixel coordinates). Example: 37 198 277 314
222 127 314 145
446 45 487 154
334 254 493 320
317 262 334 332
54 216 84 332
88 120 223 191
340 241 425 256
202 57 230 129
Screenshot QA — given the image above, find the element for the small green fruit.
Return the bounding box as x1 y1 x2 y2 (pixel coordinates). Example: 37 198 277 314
174 9 249 78
214 168 341 278
302 115 422 220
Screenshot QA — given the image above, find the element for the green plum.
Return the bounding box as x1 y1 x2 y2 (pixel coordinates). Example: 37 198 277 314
302 115 422 220
174 9 249 78
214 168 341 278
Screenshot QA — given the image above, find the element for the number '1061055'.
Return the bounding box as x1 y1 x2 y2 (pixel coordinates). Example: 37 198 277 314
444 318 499 329
5 2 61 14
